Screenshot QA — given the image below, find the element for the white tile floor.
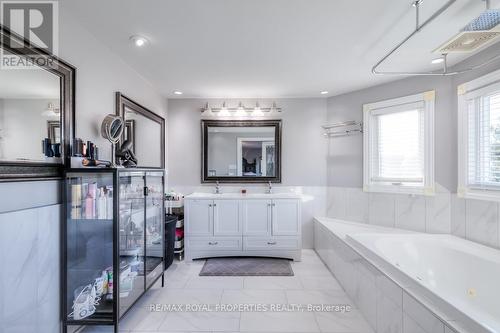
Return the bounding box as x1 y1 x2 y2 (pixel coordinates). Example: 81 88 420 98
82 250 373 333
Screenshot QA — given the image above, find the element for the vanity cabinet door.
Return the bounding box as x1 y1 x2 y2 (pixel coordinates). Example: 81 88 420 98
186 199 213 236
213 200 241 236
242 199 271 236
271 199 300 236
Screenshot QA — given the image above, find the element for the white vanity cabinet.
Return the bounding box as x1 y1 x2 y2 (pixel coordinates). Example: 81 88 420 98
185 193 301 261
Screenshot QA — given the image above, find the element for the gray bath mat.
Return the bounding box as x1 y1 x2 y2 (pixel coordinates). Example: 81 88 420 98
199 257 294 276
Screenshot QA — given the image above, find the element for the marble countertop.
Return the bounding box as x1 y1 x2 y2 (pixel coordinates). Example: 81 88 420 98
185 192 302 199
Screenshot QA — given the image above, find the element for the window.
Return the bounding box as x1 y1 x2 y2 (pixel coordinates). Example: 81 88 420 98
363 91 435 194
458 69 500 200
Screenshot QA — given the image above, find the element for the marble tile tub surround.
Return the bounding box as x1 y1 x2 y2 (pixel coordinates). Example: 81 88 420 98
0 204 61 333
171 185 327 249
314 220 473 333
327 186 500 249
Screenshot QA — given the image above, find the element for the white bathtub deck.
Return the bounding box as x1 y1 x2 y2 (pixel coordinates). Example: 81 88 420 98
313 217 495 333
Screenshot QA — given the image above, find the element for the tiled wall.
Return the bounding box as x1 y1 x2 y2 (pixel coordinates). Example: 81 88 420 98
0 204 61 333
327 186 500 249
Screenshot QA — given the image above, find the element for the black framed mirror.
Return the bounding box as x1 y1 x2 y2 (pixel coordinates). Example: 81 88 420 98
0 25 75 181
202 119 282 183
115 92 165 169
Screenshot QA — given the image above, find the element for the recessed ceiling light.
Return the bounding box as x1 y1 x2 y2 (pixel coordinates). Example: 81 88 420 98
431 58 444 64
130 35 149 47
173 91 183 95
320 91 329 95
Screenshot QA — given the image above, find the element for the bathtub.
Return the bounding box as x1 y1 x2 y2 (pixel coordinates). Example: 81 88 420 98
348 232 500 333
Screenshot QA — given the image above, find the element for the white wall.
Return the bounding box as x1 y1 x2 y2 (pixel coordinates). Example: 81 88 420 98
326 74 454 190
0 98 59 160
59 4 167 163
167 98 328 248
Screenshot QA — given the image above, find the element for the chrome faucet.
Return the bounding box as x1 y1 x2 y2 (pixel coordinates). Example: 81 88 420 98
215 181 221 194
267 181 273 194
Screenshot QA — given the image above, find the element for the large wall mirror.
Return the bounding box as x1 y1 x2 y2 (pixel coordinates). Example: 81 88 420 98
116 92 165 169
0 26 75 180
202 120 282 183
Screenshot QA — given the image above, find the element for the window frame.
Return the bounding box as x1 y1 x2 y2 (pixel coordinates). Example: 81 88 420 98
458 68 500 201
363 91 435 195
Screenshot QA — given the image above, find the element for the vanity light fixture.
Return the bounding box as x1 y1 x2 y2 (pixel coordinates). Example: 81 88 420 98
252 102 261 113
173 91 183 95
320 91 329 95
130 35 149 47
200 101 282 114
219 101 228 115
42 102 60 117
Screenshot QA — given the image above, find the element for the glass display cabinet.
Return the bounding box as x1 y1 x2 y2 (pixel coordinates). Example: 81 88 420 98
62 168 165 333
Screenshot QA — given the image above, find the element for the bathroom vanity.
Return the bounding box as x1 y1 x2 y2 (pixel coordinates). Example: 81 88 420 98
185 193 302 261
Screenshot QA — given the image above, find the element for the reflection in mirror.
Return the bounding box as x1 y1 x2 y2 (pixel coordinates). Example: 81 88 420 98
207 126 276 177
0 68 61 162
124 106 162 168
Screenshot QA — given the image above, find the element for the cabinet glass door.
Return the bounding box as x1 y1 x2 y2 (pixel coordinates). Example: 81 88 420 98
65 171 114 324
118 172 145 316
145 172 164 287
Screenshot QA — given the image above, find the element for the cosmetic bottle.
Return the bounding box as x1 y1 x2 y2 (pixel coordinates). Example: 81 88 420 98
106 187 114 219
84 191 94 219
97 188 106 219
106 268 114 300
71 184 82 219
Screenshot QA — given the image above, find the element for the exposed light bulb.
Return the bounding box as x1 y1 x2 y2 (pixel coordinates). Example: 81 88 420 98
320 91 329 95
173 91 183 95
254 102 261 112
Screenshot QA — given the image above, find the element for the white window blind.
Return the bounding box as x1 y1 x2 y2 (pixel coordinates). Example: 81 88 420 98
467 91 500 189
372 108 424 184
364 91 434 195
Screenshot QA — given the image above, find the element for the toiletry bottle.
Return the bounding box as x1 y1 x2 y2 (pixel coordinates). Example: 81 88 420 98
88 183 97 218
85 191 93 219
97 188 106 219
71 183 82 219
107 268 113 300
106 187 114 219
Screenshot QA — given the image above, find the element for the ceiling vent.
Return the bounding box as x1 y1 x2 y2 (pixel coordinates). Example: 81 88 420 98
434 9 500 53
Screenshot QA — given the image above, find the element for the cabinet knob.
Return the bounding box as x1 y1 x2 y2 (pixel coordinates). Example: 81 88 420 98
213 203 217 207
208 241 218 245
267 241 277 245
209 204 212 207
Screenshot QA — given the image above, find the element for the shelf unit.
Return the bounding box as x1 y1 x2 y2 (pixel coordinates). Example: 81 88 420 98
166 199 184 260
62 168 165 333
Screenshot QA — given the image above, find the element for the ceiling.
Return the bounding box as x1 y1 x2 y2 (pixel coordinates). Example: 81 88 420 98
61 0 500 98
